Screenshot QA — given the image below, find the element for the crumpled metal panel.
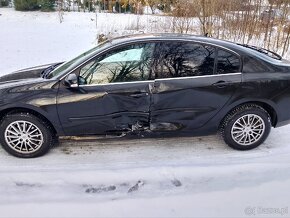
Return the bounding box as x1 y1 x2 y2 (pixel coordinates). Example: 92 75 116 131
57 82 153 135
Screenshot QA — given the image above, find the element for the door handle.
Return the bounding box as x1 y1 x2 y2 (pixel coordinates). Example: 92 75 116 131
212 80 232 88
130 92 149 98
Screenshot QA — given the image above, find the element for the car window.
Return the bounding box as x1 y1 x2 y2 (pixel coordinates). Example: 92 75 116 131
153 42 215 79
243 56 269 73
217 49 240 74
100 48 143 63
79 43 155 85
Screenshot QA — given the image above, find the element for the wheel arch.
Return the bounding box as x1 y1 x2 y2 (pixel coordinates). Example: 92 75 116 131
220 101 278 128
0 107 58 135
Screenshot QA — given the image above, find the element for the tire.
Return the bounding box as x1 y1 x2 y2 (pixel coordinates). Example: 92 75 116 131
220 104 271 150
0 112 54 158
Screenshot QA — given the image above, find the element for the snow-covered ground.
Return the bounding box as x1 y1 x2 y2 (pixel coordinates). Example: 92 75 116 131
0 8 290 218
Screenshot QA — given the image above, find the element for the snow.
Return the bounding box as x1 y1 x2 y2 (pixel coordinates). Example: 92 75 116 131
0 8 97 75
1 8 290 218
1 134 290 217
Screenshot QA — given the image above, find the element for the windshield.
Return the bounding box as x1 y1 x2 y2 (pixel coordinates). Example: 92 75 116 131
47 40 112 79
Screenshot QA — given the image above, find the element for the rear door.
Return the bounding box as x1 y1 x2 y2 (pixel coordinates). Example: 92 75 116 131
150 41 242 132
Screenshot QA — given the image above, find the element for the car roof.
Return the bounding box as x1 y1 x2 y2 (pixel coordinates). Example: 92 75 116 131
110 33 241 51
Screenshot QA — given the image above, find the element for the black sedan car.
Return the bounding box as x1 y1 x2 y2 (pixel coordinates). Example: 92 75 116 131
1 33 290 158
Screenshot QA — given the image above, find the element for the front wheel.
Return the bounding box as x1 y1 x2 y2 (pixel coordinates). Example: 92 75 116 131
221 104 271 150
0 113 54 158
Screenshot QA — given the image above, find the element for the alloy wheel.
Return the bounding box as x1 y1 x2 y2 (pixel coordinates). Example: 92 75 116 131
4 120 44 154
231 114 265 146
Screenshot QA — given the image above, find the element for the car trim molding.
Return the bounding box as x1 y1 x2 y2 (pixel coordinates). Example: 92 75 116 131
155 72 242 82
76 72 242 87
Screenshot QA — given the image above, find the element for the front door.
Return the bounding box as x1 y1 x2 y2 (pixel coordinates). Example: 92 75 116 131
56 42 156 135
150 41 242 132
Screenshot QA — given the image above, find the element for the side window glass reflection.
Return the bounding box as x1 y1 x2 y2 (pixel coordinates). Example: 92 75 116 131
154 42 215 79
79 43 155 85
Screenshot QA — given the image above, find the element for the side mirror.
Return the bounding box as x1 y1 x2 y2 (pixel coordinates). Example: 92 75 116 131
64 73 78 88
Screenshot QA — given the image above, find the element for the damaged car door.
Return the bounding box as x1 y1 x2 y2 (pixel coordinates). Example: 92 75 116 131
57 42 156 135
150 41 241 132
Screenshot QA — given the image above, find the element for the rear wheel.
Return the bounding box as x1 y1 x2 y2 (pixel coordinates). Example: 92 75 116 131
220 104 271 150
0 113 54 158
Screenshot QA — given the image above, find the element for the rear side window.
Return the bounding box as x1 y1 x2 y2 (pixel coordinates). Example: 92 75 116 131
154 42 215 79
243 56 270 73
217 50 240 74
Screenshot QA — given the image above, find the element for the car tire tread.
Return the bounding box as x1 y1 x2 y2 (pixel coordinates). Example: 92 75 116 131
0 112 54 158
220 104 271 150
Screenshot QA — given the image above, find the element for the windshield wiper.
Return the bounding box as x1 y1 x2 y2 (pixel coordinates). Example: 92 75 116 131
41 63 63 78
238 43 282 60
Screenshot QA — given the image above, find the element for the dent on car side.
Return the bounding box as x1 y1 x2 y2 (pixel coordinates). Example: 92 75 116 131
56 80 153 135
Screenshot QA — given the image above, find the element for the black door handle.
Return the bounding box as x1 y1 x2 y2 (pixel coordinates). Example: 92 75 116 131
130 92 149 98
212 80 231 88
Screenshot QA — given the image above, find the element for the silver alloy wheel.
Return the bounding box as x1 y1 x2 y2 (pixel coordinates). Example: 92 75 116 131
231 114 265 146
4 120 44 154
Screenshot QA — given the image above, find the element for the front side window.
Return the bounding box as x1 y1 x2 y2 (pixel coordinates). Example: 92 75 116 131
217 50 240 74
153 42 215 79
79 43 155 85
